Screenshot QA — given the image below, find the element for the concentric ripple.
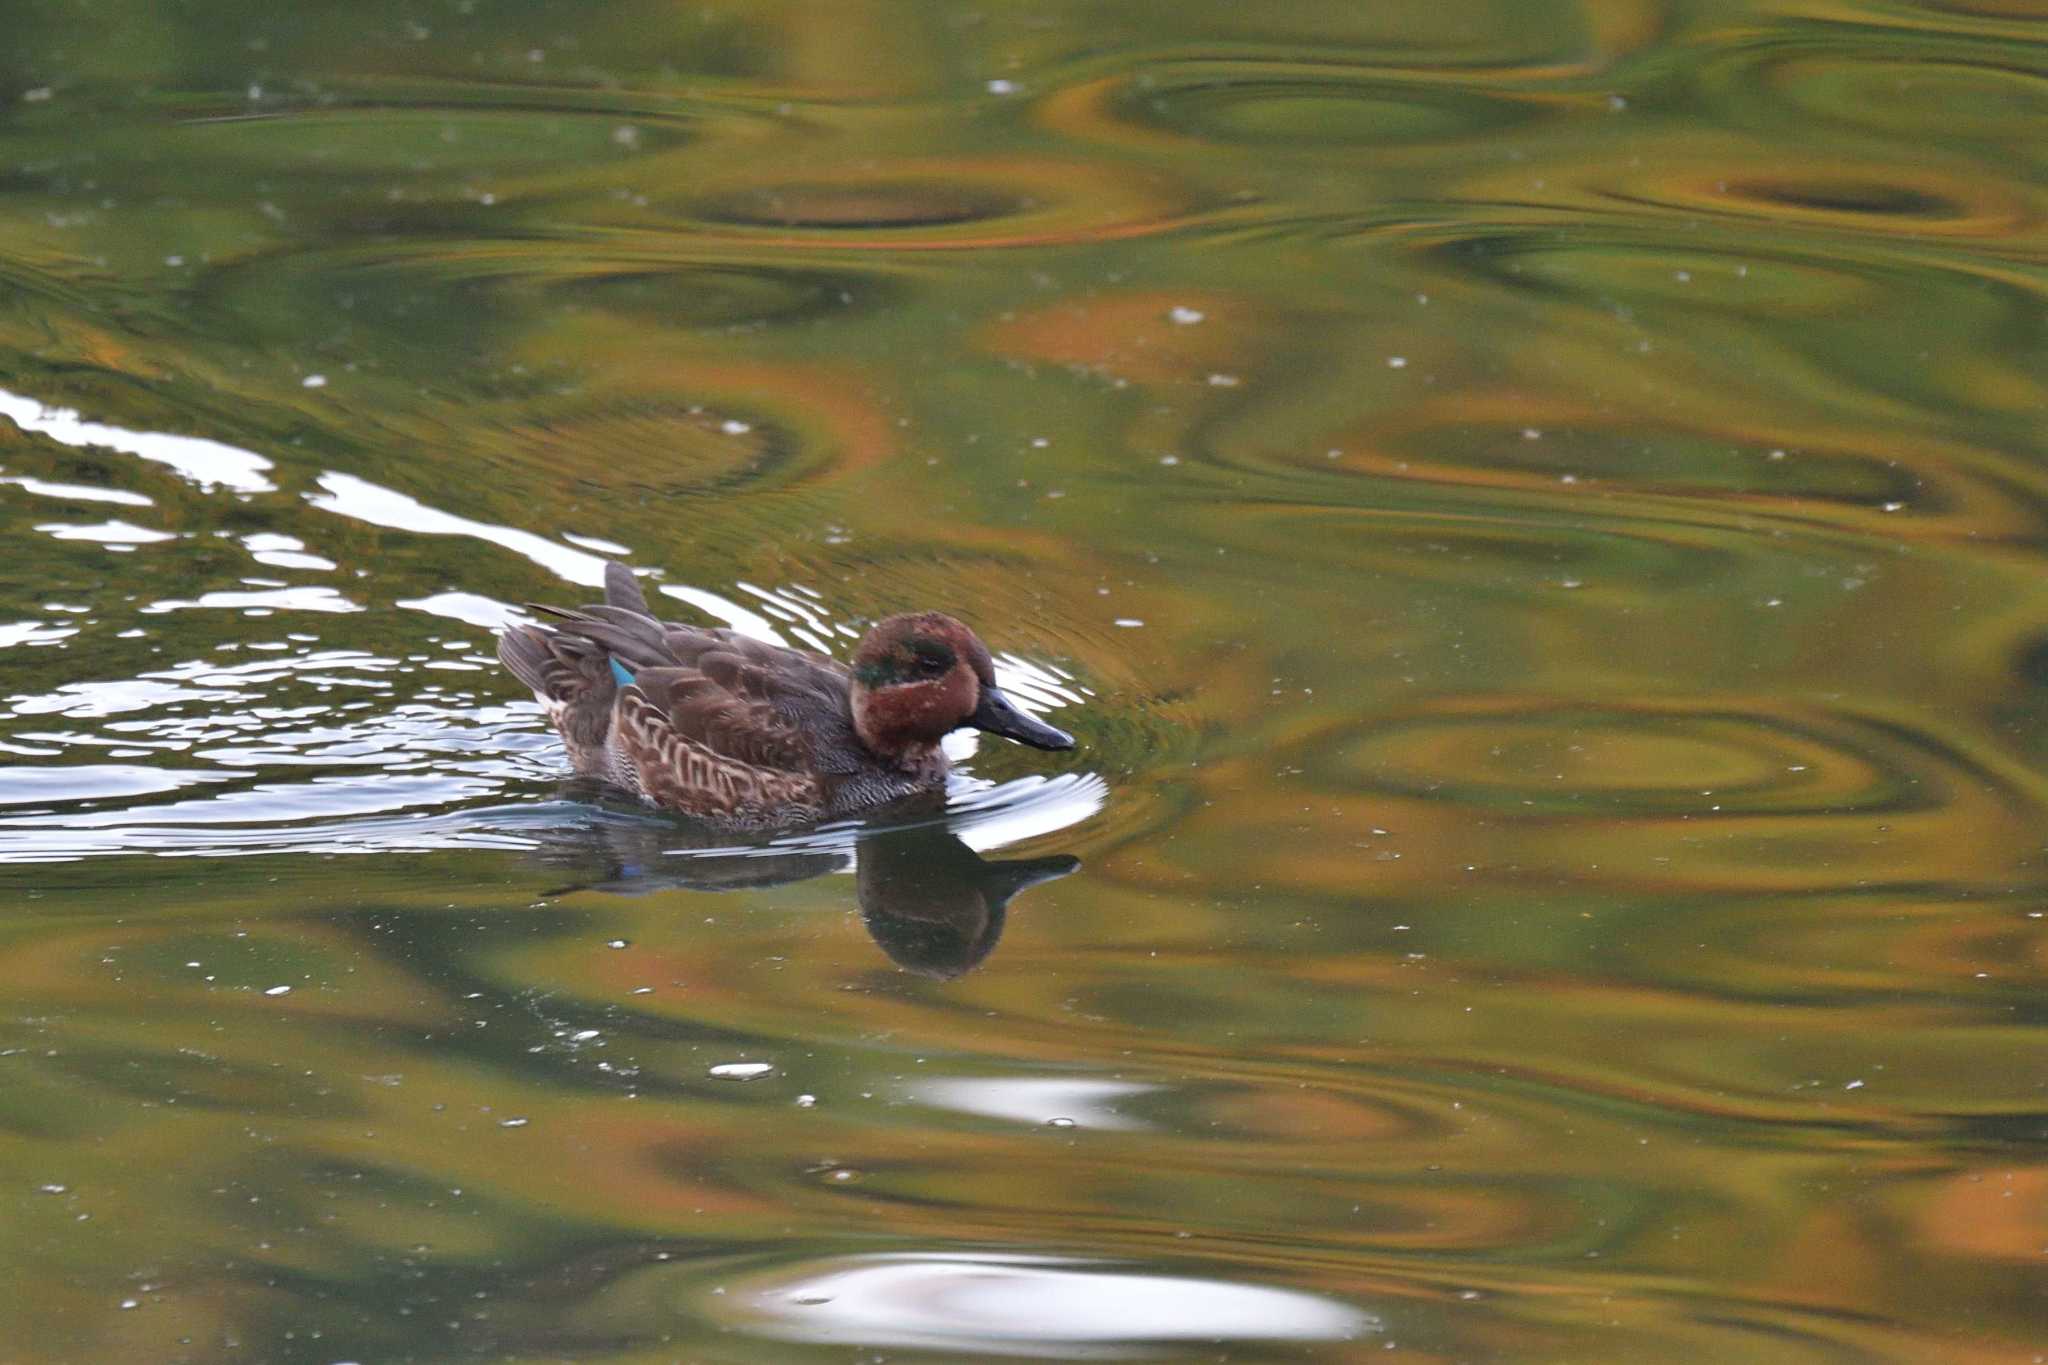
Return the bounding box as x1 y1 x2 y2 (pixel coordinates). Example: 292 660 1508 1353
1105 69 1555 149
663 156 1203 249
1328 696 1956 817
1694 35 2048 159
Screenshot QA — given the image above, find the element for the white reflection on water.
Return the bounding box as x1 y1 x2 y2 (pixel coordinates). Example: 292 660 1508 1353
35 518 177 544
140 586 363 615
0 474 154 506
713 1253 1378 1358
662 772 1108 869
0 622 79 648
562 530 631 555
398 591 528 630
737 579 843 652
658 581 786 645
0 387 275 492
0 773 499 830
909 1076 1155 1130
0 765 225 806
241 531 336 571
946 771 1105 851
9 677 253 718
310 471 791 646
308 471 608 586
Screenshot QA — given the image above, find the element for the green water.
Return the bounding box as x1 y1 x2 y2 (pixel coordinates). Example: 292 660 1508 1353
2 2 2045 1360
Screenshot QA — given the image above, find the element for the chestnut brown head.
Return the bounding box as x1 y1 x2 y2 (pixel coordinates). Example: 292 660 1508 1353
848 612 1075 761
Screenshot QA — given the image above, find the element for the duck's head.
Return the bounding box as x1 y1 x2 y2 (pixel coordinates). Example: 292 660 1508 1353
849 612 1075 762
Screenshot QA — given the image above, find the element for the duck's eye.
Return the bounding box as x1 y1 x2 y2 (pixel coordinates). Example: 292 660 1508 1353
909 641 954 676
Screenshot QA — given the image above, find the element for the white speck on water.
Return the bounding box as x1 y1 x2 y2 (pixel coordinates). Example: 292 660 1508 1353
1881 501 1905 512
1046 1116 1077 1129
1522 428 1543 440
23 87 53 103
499 1117 529 1127
1159 454 1180 466
119 1299 138 1310
720 419 751 435
36 1183 66 1195
612 124 640 148
571 1029 600 1043
605 939 628 949
1168 306 1205 325
1607 94 1628 111
1114 618 1144 628
987 78 1017 95
1844 1080 1865 1090
263 985 291 996
795 1093 817 1107
710 1062 774 1080
302 374 327 389
1387 356 1407 368
1768 448 1787 461
1206 373 1241 388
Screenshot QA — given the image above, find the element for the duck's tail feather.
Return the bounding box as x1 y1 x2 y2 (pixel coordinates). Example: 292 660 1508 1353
605 560 653 615
498 622 618 771
527 603 672 674
496 624 557 696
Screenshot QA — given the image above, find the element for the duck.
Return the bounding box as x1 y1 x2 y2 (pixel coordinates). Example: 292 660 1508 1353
497 561 1075 827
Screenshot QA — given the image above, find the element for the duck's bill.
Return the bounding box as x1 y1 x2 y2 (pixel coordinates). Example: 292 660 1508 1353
968 685 1076 751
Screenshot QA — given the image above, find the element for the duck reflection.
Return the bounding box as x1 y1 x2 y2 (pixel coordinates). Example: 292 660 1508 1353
854 822 1077 978
529 789 1078 977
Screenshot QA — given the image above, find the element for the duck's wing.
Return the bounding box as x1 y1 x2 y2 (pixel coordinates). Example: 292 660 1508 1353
655 628 866 772
611 663 828 822
529 608 855 742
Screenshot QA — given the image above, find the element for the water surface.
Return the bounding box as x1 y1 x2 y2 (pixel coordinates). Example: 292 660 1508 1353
2 1 2045 1361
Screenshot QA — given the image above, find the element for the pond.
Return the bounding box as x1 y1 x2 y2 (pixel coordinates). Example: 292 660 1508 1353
2 2 2044 1360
